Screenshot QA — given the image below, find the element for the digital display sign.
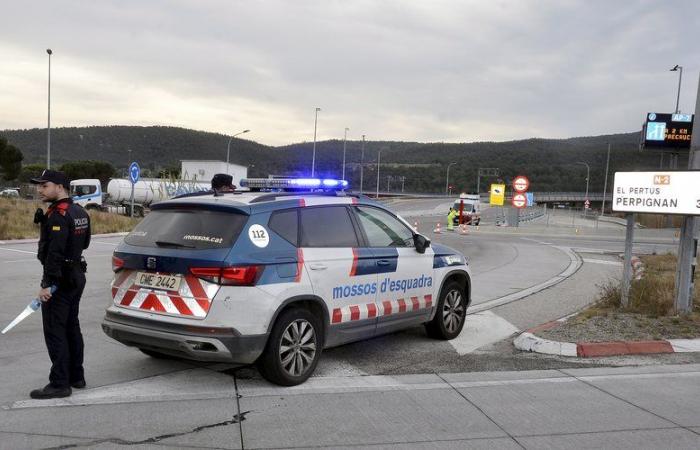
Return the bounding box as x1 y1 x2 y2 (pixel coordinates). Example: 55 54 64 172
641 112 693 151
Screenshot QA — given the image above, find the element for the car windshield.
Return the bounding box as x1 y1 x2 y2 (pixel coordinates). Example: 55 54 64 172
124 208 247 250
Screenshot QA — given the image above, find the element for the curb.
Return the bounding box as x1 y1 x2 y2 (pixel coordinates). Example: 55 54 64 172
514 327 700 358
0 232 128 245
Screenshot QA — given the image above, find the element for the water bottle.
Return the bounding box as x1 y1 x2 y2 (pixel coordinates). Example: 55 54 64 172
29 299 42 311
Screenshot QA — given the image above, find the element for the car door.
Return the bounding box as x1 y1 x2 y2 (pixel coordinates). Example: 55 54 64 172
351 206 435 335
299 205 379 346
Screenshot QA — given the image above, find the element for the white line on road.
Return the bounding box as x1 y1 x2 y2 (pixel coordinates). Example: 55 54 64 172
582 258 622 266
91 240 119 246
0 247 35 255
449 310 519 355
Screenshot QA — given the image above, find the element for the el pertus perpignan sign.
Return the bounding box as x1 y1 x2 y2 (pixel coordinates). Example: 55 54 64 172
613 171 700 215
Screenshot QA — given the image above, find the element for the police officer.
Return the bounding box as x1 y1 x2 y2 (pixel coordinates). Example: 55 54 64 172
211 173 235 193
29 170 91 399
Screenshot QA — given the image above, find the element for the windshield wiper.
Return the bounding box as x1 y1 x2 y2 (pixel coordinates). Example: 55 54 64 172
155 240 195 248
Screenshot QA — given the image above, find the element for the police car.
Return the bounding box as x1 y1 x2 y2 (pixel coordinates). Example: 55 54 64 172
102 178 471 386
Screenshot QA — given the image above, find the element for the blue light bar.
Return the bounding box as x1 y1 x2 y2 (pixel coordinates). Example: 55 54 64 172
240 177 349 191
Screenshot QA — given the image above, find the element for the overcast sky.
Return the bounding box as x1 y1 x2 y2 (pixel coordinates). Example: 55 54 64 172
1 0 698 146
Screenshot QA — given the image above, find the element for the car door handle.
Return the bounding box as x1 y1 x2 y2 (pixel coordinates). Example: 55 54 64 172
377 260 391 266
309 263 327 270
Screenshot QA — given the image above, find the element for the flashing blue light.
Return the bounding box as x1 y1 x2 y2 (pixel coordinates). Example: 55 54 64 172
291 178 322 187
322 179 339 187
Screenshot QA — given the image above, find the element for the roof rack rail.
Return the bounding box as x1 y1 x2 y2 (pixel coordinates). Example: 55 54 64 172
249 191 363 204
172 190 243 199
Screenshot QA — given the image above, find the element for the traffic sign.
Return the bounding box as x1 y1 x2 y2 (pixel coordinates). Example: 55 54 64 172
512 193 527 209
513 175 530 193
584 199 590 209
129 162 140 184
490 184 505 206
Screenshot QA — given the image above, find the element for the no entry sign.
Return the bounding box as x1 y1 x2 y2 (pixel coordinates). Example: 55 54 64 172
513 175 529 193
512 193 527 209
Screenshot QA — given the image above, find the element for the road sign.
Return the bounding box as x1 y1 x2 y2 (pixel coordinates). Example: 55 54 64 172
489 183 505 206
129 162 140 184
526 192 534 207
512 193 527 209
613 171 700 215
513 175 530 193
584 199 590 209
641 112 693 151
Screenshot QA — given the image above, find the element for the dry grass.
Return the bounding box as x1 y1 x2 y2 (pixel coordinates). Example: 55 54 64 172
0 198 138 240
583 253 699 320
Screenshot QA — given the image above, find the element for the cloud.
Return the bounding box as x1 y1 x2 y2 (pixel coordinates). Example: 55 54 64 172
1 0 698 145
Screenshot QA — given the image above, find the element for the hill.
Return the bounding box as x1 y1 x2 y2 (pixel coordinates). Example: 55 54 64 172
1 125 665 193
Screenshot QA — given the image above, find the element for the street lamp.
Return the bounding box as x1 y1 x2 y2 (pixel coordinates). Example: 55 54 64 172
311 107 321 177
360 134 365 195
46 48 52 169
226 129 250 173
576 161 590 214
445 162 457 195
670 65 683 113
376 149 381 198
342 127 349 180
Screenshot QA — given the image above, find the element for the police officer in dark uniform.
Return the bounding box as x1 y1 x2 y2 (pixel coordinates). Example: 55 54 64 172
29 170 91 399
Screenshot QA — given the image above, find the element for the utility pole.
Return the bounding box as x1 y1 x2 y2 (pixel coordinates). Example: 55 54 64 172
601 143 611 215
376 150 381 198
445 162 456 195
387 175 391 192
342 127 349 180
359 135 365 195
674 73 700 314
311 107 320 177
46 49 52 169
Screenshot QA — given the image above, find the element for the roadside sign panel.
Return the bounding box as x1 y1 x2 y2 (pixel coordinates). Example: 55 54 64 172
489 183 505 206
613 171 700 215
526 192 534 207
641 112 693 151
512 193 527 209
513 175 530 193
129 162 140 184
584 199 590 209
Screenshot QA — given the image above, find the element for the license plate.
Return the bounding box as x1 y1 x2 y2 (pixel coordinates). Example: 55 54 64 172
135 272 182 291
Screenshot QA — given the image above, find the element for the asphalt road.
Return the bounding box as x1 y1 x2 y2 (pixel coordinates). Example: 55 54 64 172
0 200 696 449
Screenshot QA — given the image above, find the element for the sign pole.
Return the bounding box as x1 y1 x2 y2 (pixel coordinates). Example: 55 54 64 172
621 213 636 307
130 183 135 218
674 73 700 314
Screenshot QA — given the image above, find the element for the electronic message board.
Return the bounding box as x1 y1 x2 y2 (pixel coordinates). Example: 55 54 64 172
641 113 693 151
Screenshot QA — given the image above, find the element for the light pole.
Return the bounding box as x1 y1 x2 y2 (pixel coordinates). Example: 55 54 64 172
46 49 52 169
445 162 456 195
670 65 683 113
376 149 381 199
576 161 590 215
342 127 349 180
360 135 365 194
226 129 250 173
601 143 611 215
311 107 321 177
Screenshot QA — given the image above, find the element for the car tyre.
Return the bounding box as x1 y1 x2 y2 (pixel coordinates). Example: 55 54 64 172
257 307 322 386
425 281 467 340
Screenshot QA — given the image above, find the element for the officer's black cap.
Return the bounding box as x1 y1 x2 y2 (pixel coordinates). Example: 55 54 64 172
211 173 234 190
30 169 70 189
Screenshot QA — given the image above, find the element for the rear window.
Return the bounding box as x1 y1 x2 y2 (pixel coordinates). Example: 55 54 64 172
125 209 247 249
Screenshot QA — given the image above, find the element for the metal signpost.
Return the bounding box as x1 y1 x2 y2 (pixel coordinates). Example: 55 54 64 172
512 175 530 227
129 161 140 218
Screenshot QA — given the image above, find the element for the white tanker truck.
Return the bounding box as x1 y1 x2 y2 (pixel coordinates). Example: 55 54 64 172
70 178 210 216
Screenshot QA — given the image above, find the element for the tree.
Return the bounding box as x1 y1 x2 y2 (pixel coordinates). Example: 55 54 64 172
0 136 24 181
60 160 116 186
17 164 46 183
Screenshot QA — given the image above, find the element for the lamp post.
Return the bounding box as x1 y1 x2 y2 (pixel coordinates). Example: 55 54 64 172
376 149 381 199
445 162 456 195
311 107 321 177
601 143 611 215
342 127 349 180
360 135 365 195
226 129 250 173
46 48 52 169
576 161 590 215
670 65 683 113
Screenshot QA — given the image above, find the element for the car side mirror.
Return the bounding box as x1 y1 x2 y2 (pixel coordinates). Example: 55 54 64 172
414 234 431 254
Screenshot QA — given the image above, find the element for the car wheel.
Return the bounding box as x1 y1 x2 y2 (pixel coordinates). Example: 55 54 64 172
425 281 467 340
257 307 322 386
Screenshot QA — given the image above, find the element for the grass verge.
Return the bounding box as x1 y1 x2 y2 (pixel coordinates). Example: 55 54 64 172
0 198 139 240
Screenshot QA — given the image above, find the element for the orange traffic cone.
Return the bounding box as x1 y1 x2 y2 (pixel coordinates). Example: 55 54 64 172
459 224 468 235
433 222 442 233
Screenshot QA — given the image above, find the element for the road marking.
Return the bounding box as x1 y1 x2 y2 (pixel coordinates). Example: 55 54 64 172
449 310 519 355
0 247 35 255
582 258 622 266
92 240 119 246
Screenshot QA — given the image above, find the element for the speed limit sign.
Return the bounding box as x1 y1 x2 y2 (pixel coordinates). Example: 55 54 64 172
513 175 529 193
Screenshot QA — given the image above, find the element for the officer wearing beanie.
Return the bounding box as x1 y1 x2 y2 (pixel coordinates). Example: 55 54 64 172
29 170 91 399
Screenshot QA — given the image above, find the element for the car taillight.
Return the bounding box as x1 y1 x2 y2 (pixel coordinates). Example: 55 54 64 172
190 266 261 286
112 255 125 272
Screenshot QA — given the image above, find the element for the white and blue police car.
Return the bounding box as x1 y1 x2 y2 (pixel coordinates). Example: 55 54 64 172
102 178 471 385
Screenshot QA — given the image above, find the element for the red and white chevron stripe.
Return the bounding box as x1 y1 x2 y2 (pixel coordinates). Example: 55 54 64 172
111 270 219 318
331 295 433 324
